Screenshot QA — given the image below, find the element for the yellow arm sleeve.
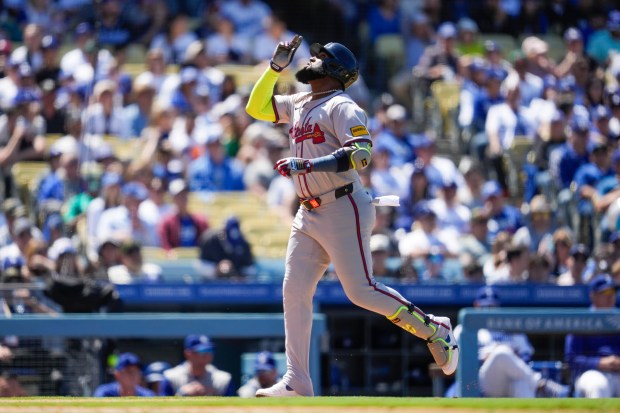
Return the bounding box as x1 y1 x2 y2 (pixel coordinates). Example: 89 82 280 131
245 67 280 122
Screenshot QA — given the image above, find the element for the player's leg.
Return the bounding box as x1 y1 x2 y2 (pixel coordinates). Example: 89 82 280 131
479 344 539 397
317 190 458 374
257 226 330 397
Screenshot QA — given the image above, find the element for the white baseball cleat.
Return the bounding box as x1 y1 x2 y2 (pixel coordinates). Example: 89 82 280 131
427 315 459 376
256 381 302 397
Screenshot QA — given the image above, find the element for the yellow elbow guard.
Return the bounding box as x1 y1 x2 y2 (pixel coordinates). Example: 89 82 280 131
349 143 372 170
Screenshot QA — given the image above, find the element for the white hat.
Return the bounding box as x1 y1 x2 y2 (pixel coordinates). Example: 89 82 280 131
48 237 76 261
386 104 407 121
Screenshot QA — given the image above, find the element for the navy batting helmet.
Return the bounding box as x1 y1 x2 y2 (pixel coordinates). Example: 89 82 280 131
310 42 359 89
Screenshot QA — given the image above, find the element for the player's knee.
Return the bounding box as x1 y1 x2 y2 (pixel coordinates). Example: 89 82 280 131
576 370 611 398
340 284 370 309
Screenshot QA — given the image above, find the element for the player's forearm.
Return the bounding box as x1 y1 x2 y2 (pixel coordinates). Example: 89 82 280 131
312 143 372 173
245 67 279 122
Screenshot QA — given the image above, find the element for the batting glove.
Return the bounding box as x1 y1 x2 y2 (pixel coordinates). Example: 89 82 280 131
274 157 313 177
270 34 303 72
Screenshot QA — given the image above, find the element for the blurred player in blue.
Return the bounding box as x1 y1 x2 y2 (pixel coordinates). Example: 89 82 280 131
565 273 620 398
94 352 155 397
237 351 280 397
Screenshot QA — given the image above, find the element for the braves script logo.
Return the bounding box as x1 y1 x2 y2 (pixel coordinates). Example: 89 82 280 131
292 118 326 144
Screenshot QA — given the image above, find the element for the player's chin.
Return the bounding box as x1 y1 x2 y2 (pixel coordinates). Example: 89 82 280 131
295 66 327 84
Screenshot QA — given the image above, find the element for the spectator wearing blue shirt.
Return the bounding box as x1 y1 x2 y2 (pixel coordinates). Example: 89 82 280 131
188 133 245 192
171 67 198 115
458 58 488 135
574 136 614 216
94 352 155 397
36 152 85 205
373 104 417 168
367 0 401 45
587 10 620 65
549 116 590 190
482 180 523 242
120 74 156 139
565 273 620 398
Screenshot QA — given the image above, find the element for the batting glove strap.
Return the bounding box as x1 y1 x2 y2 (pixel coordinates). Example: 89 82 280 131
270 60 284 73
289 158 313 174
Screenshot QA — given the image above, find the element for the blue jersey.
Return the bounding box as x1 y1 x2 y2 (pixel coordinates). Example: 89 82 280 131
487 205 523 241
373 129 417 167
93 382 155 397
565 332 620 380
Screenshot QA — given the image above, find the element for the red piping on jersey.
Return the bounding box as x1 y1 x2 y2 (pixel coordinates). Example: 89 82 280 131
271 97 280 123
347 194 409 307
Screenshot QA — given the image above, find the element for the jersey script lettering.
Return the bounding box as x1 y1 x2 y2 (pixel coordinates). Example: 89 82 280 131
293 119 326 144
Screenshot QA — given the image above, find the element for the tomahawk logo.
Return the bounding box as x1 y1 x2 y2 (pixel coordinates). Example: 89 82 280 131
293 118 326 144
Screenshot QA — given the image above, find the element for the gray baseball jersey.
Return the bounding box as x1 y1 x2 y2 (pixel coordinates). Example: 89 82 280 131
272 91 412 396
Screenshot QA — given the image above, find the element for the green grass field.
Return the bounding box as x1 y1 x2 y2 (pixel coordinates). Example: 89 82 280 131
0 397 618 413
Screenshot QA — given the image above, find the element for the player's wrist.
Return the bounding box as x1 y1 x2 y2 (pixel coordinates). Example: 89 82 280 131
270 60 284 73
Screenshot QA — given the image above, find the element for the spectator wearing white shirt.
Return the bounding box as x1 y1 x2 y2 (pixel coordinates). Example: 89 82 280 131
486 75 535 191
86 172 123 261
82 80 124 136
97 181 160 250
398 202 457 260
59 22 94 78
10 23 43 72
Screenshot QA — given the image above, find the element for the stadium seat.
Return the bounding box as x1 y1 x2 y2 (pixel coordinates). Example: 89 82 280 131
430 80 462 151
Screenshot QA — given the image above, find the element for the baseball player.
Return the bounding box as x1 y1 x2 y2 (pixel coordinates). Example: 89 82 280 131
245 35 459 397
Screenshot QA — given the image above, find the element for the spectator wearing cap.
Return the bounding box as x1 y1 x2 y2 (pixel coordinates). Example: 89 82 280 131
176 39 225 106
59 22 93 78
94 352 155 397
10 23 43 71
36 35 61 86
428 176 471 236
484 41 511 79
188 133 245 192
143 361 171 396
452 286 570 398
587 10 620 65
369 143 405 198
0 217 34 273
39 78 65 134
374 104 417 168
48 236 83 277
573 135 613 220
565 273 620 398
556 27 597 79
199 216 255 279
481 180 524 242
90 235 121 281
119 74 156 139
459 207 491 267
485 75 536 191
398 201 456 260
150 14 198 65
96 181 160 249
510 49 545 108
107 239 162 284
82 79 124 136
0 88 46 175
158 179 208 252
412 133 464 196
237 351 280 398
161 334 233 396
557 243 590 286
414 21 459 89
458 58 488 137
36 151 85 206
170 67 199 115
456 17 483 57
549 115 591 190
513 195 555 253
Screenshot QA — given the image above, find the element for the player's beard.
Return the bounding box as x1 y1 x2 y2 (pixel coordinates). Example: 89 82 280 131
295 65 327 84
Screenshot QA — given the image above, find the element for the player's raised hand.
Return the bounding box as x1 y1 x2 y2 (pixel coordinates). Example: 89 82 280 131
274 157 313 177
270 34 303 72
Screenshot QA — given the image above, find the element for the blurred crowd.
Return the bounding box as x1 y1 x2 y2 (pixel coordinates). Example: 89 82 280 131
0 0 619 296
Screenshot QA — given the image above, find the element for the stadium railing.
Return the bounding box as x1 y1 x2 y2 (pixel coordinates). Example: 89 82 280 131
0 312 326 396
457 307 620 397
